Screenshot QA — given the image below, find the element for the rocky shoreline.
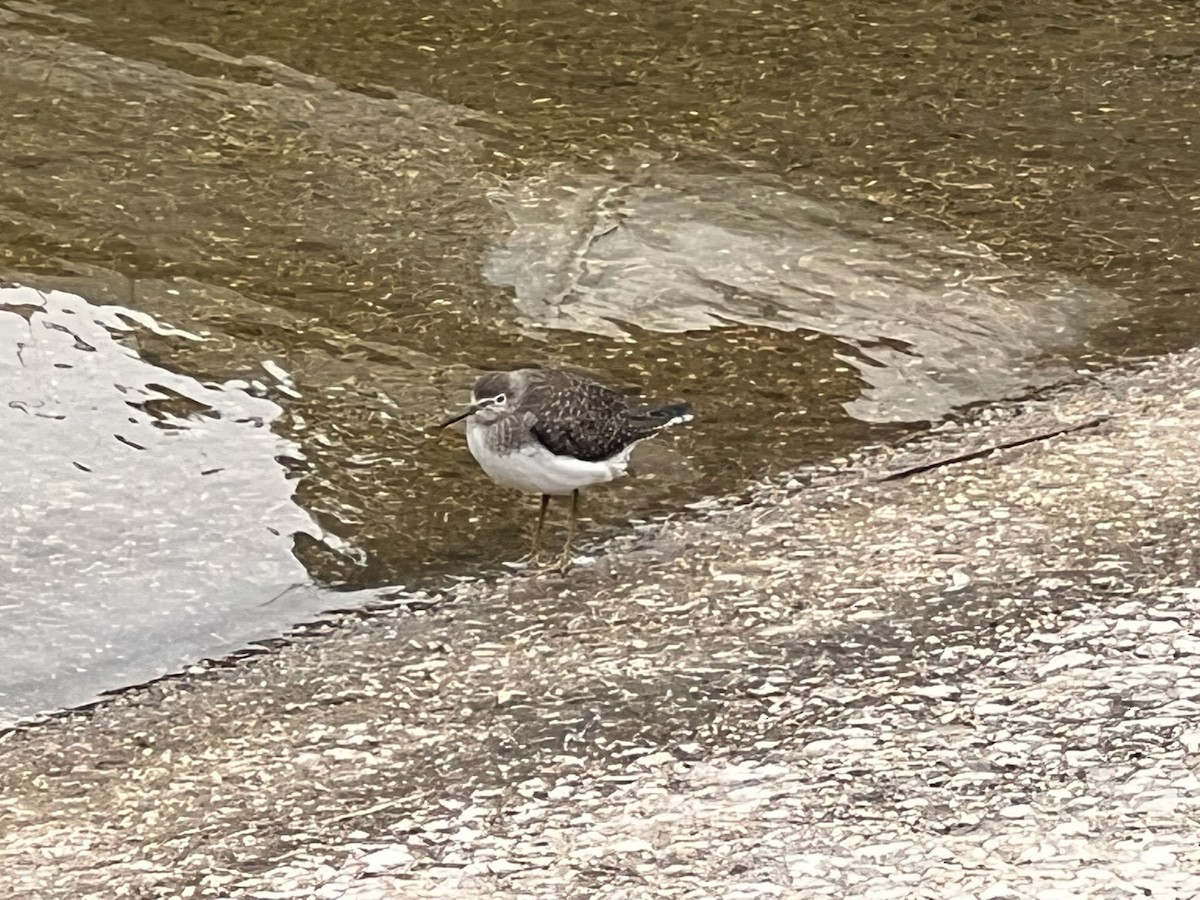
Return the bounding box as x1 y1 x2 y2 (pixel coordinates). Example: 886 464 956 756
3 350 1199 899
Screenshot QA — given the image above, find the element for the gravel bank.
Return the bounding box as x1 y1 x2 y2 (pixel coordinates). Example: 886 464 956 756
2 351 1199 899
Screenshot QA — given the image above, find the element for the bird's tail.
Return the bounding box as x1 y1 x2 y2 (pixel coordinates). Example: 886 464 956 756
645 401 694 429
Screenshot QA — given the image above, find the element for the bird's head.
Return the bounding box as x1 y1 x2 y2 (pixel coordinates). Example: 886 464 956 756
437 372 516 428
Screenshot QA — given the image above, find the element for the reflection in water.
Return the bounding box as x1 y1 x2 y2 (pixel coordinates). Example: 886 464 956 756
0 284 372 725
485 171 1126 422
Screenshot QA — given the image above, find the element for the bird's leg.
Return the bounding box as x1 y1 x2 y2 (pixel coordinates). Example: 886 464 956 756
521 493 551 563
552 488 580 572
535 492 551 556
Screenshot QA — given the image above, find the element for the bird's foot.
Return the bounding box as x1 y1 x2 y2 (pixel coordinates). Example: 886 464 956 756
545 545 576 574
506 548 573 574
506 544 551 570
513 546 544 565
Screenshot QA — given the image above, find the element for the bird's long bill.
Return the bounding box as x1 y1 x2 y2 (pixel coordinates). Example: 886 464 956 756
437 402 485 429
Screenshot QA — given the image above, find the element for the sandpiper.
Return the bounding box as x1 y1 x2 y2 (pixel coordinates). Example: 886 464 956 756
438 368 693 570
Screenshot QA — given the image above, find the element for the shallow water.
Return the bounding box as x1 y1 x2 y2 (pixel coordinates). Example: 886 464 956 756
3 0 1200 722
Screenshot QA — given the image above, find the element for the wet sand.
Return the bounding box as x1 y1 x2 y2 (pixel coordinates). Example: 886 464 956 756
2 349 1200 899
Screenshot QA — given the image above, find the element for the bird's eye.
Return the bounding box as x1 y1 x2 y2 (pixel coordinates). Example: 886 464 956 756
492 393 506 405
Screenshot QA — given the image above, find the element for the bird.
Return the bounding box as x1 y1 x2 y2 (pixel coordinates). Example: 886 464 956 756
438 368 693 570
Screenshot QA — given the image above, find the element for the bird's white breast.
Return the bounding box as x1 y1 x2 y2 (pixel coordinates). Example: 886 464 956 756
466 421 632 495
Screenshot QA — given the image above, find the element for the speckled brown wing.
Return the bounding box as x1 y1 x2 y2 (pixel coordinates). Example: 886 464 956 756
526 371 662 463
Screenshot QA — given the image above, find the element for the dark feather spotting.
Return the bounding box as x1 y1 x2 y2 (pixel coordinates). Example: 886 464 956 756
477 369 692 463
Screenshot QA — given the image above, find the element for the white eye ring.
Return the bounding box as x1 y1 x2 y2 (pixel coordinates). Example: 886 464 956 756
491 393 506 405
